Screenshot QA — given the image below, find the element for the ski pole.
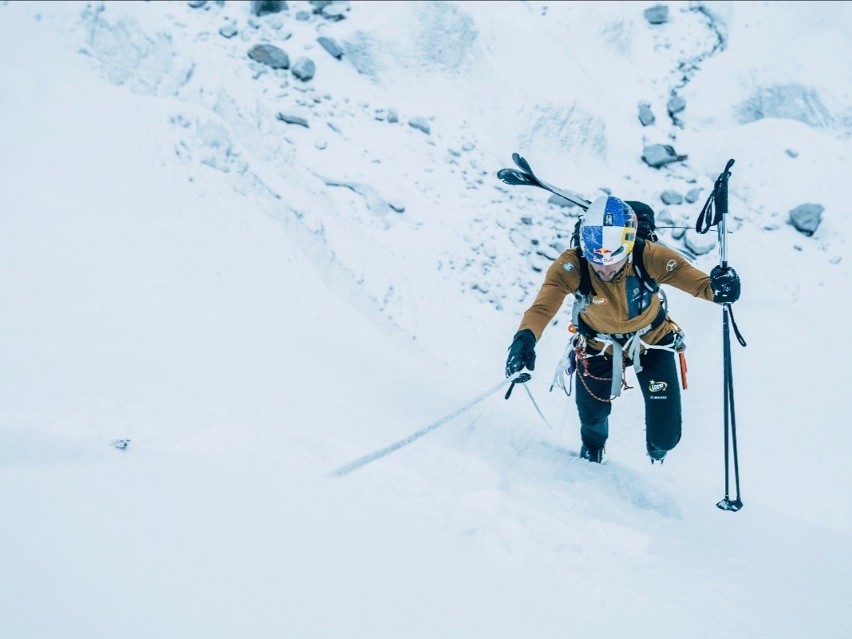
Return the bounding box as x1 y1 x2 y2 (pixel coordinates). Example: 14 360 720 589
697 159 746 512
717 305 743 511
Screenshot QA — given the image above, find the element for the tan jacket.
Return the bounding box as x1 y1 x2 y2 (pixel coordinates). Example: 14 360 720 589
518 241 715 346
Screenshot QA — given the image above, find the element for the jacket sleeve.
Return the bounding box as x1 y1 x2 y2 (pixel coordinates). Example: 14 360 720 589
644 241 714 301
518 250 582 341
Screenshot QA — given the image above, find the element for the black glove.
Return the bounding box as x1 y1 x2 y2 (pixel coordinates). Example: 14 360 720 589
506 329 536 377
710 265 741 304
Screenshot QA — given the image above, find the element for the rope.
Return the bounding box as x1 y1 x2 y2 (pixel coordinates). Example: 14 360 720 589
575 347 627 403
523 383 558 432
575 331 681 403
330 377 513 478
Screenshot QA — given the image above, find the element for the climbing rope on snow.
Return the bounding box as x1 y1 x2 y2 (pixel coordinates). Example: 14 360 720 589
331 377 515 478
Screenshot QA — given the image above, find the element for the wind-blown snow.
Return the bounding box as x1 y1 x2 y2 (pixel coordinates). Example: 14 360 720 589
1 1 851 638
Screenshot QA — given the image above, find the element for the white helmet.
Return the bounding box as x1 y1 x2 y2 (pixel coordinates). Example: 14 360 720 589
579 196 638 266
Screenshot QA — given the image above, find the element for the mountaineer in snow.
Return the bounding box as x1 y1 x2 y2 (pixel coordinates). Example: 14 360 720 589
505 195 741 464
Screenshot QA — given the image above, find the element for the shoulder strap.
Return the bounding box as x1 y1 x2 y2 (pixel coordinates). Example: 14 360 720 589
576 250 594 298
632 238 659 293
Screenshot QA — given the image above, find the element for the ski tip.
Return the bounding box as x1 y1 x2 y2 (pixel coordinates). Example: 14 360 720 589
497 168 534 186
512 152 532 173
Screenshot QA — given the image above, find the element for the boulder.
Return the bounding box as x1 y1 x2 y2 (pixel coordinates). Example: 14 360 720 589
408 116 431 135
317 36 344 59
660 189 683 205
219 24 238 38
638 102 655 126
683 229 717 256
788 203 824 236
291 57 316 81
644 5 669 25
248 44 290 69
667 94 686 117
685 187 702 203
276 112 309 127
251 0 287 16
642 144 687 168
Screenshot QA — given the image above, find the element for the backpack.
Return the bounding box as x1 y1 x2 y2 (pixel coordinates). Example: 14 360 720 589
570 200 660 299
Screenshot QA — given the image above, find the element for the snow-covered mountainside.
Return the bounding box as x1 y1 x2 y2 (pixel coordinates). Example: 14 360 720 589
1 2 851 638
63 1 851 339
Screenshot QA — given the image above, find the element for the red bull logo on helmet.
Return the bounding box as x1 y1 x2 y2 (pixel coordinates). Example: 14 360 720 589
579 196 638 266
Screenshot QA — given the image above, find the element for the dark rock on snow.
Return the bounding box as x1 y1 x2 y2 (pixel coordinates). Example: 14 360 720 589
660 189 683 205
685 187 702 204
642 144 687 168
276 112 309 127
788 203 824 236
408 117 431 135
317 36 344 59
248 44 290 69
251 0 288 17
644 5 669 25
219 24 238 38
638 102 655 126
667 94 686 117
291 57 316 81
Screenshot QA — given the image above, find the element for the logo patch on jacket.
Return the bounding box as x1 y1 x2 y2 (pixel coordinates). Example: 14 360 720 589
563 262 575 272
666 259 677 272
626 276 652 318
649 380 668 393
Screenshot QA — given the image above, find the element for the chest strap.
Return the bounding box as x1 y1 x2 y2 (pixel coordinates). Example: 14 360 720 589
576 304 667 343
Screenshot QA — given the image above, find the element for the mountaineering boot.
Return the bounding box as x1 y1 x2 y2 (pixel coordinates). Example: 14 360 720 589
580 444 604 464
579 418 608 464
647 442 667 464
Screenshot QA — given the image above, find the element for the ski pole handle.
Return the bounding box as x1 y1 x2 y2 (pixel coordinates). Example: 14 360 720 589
505 372 531 399
716 159 735 267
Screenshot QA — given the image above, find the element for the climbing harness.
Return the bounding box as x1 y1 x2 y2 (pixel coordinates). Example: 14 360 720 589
551 322 688 402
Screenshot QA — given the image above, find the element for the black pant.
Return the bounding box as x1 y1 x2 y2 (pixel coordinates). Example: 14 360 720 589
575 341 682 453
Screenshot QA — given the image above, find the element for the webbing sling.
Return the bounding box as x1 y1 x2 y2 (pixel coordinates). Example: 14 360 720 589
577 305 669 398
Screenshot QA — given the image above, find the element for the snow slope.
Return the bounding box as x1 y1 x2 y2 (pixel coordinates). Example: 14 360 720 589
1 2 851 637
